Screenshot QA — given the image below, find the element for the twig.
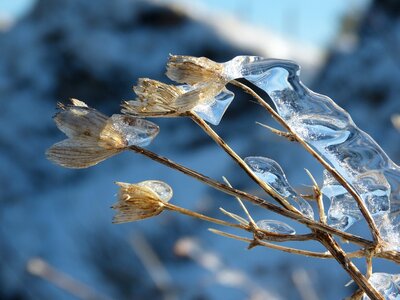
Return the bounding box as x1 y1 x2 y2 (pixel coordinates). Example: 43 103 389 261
190 112 300 214
305 169 326 224
164 202 245 229
230 79 381 244
209 229 364 260
128 146 375 249
316 232 383 300
256 122 296 141
222 176 257 226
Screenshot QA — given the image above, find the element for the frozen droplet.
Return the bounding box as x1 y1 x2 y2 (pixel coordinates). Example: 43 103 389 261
138 180 173 202
363 273 400 300
192 88 234 125
245 156 314 219
256 219 296 235
110 114 159 147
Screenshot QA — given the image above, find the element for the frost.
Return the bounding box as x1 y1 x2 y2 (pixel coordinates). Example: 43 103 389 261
256 220 296 235
244 156 314 219
363 273 400 300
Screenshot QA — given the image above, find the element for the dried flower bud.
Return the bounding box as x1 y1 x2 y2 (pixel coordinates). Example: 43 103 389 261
46 99 159 169
166 55 225 85
122 78 225 117
112 180 173 223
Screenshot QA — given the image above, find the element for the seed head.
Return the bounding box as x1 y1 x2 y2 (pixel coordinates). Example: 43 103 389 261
112 180 173 223
46 99 159 169
166 55 225 85
122 78 225 117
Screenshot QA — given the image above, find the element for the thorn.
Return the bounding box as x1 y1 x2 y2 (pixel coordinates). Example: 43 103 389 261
256 122 296 141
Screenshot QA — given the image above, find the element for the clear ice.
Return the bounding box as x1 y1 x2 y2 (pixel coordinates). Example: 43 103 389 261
256 219 296 235
192 88 234 125
138 180 173 202
222 56 400 245
244 156 314 219
363 273 400 300
109 114 159 147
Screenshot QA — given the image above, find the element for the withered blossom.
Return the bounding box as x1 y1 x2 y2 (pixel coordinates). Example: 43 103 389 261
166 55 226 85
112 180 173 223
122 78 225 117
46 99 159 169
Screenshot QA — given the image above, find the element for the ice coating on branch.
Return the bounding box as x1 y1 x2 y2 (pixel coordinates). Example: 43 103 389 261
322 170 362 231
110 114 159 147
363 273 400 300
223 56 400 236
137 180 173 203
192 88 234 125
244 156 314 219
256 219 296 235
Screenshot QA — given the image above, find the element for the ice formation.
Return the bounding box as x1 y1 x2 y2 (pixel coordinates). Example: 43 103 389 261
245 156 314 219
221 56 400 250
110 114 159 147
363 273 400 300
256 219 296 235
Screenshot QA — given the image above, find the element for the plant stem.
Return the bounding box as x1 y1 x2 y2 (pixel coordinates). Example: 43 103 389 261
316 232 383 300
210 229 364 260
190 112 300 214
127 146 372 248
165 202 313 242
164 202 245 229
230 79 381 243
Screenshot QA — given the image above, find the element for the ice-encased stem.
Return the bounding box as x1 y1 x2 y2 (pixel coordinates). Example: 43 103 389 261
230 79 382 243
189 111 301 215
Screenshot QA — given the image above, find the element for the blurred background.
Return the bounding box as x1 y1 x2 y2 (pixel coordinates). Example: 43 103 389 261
0 0 399 299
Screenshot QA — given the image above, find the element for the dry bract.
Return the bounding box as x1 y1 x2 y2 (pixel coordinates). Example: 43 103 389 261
112 181 173 223
166 55 225 85
122 78 226 117
46 99 159 169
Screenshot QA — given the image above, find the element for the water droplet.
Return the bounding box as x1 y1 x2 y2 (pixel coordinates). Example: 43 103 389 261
256 219 296 235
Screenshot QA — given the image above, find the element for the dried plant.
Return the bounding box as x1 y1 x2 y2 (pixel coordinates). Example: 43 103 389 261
46 55 400 300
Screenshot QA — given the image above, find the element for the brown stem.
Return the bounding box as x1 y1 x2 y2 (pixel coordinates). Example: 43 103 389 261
128 146 372 248
316 232 383 300
190 112 300 214
164 202 245 229
211 229 364 260
230 79 381 243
